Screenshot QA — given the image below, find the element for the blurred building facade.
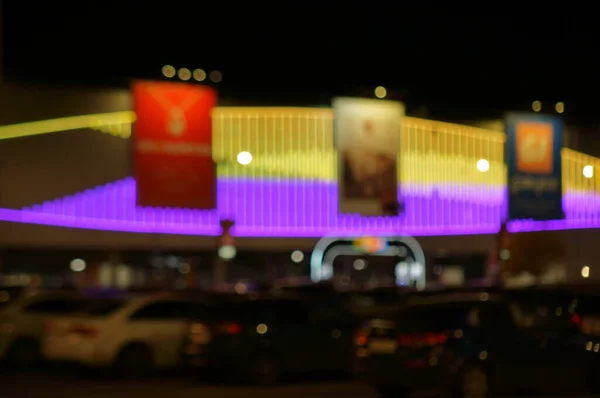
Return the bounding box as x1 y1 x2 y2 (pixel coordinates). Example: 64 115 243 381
2 77 600 287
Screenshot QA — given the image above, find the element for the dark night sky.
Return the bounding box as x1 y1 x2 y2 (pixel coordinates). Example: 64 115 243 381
2 2 599 122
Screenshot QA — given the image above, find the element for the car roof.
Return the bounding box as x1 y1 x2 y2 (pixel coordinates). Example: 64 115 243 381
406 291 501 307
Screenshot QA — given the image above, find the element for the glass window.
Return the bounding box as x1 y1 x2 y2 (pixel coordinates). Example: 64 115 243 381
81 299 126 316
129 301 193 320
273 300 311 325
477 302 516 330
0 287 26 310
399 302 475 332
510 290 575 330
24 299 76 313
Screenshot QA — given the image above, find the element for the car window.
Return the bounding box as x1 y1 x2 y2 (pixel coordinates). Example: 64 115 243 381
23 298 79 314
0 287 26 309
399 302 474 332
129 301 194 320
476 302 517 330
510 290 575 330
272 300 311 325
81 299 126 316
574 295 600 316
312 303 351 323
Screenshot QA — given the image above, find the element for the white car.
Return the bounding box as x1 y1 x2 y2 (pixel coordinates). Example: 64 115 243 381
0 289 83 368
42 293 207 378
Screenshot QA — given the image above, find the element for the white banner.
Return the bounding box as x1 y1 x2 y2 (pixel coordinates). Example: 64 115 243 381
333 97 403 215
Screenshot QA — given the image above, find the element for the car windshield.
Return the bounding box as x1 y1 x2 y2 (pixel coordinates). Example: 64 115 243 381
0 286 27 310
79 298 126 316
398 302 476 332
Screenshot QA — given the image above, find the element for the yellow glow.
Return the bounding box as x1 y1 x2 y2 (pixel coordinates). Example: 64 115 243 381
477 159 490 172
0 106 598 198
210 70 223 83
532 100 542 112
213 108 506 187
256 324 268 334
400 117 505 187
193 69 206 82
0 111 136 140
582 265 590 278
562 149 600 196
162 65 176 78
213 107 335 180
374 86 387 99
237 151 253 165
555 102 565 114
178 68 191 81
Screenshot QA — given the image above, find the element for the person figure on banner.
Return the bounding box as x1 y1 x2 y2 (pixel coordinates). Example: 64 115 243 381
342 119 397 200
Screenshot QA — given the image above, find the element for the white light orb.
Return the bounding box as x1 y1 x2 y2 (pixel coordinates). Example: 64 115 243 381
70 258 87 272
374 86 387 99
291 250 304 263
582 265 590 278
218 245 237 260
476 159 490 173
353 259 366 271
237 151 253 165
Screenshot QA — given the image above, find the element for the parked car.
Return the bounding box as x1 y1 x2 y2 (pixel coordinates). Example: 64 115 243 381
185 296 359 384
43 293 210 378
355 290 592 398
0 289 84 369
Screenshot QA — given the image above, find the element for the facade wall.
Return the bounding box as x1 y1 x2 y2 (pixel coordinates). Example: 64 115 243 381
0 88 599 240
1 87 597 211
0 221 597 285
0 83 132 208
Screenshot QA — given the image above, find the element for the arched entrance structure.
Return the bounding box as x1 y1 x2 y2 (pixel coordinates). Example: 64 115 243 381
310 235 426 290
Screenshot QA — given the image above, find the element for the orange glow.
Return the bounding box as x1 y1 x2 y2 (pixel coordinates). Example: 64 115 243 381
516 122 553 174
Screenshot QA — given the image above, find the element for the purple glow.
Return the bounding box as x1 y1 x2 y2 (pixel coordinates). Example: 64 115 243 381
0 177 599 237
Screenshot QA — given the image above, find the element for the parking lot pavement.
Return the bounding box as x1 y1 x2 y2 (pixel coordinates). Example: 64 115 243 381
0 370 377 398
1 370 596 398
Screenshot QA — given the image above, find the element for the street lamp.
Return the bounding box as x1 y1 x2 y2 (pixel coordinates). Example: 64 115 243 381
162 65 176 78
178 68 191 81
374 86 387 99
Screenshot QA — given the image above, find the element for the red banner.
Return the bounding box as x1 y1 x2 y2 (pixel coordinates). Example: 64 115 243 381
133 81 217 209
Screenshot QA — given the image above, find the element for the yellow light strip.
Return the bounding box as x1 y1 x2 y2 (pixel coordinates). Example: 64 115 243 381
562 148 600 194
213 107 334 120
1 106 598 195
0 111 137 140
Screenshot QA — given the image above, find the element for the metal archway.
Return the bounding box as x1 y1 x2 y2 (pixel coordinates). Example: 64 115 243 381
310 234 426 290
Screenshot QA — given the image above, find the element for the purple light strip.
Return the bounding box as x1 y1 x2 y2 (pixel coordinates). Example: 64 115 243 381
0 177 599 237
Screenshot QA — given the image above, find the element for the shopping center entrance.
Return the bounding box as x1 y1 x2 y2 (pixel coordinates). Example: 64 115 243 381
310 235 426 290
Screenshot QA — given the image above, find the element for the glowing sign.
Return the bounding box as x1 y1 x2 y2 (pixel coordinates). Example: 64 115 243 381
311 235 427 290
353 237 388 253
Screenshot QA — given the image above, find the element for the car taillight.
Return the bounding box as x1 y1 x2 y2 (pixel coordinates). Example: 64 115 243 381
354 330 368 347
570 313 583 326
45 321 55 334
398 332 448 347
69 325 98 338
213 322 242 335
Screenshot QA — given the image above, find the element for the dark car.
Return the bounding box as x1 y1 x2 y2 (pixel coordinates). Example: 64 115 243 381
355 291 592 398
185 296 358 384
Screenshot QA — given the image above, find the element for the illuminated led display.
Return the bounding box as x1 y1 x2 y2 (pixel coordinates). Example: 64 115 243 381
1 108 600 237
0 176 597 237
0 111 136 140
